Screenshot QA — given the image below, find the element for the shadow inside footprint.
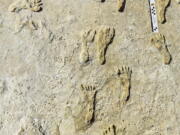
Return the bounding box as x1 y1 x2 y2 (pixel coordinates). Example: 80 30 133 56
118 0 126 12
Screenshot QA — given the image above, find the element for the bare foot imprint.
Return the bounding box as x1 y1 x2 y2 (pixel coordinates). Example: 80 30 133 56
96 26 115 65
118 66 132 107
150 33 171 64
73 84 97 131
79 29 96 64
80 26 115 65
156 0 170 23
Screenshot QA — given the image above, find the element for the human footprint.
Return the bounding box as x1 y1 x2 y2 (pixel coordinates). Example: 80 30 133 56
156 0 170 23
151 33 171 64
118 66 132 106
73 84 97 131
79 29 96 64
96 26 115 65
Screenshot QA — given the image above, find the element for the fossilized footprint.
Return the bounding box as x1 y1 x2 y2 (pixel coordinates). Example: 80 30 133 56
79 29 96 64
95 26 115 65
150 33 171 64
117 0 125 12
118 66 132 107
156 0 170 23
74 84 97 132
8 0 43 12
